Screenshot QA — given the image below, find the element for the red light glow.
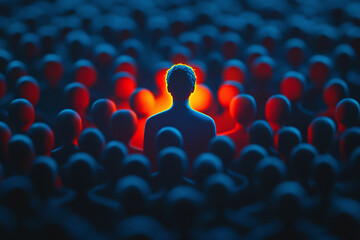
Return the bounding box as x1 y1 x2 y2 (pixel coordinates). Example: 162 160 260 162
75 65 97 88
223 65 245 83
114 74 137 99
116 62 137 77
280 76 303 102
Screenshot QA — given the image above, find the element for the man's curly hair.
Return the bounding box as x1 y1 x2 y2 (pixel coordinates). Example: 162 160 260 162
166 64 196 101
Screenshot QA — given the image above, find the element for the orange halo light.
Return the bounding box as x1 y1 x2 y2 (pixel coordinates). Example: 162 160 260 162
152 63 212 114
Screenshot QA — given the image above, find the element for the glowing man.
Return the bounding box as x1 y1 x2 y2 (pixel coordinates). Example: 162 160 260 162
143 64 216 167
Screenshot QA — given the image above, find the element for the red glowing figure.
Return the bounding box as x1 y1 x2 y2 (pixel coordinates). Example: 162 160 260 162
265 95 291 133
222 94 256 157
215 81 244 133
112 72 137 109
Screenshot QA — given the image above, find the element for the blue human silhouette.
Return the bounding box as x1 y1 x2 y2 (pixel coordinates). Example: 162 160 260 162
144 64 216 165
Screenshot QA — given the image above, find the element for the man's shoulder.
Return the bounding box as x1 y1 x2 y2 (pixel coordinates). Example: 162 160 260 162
190 110 216 136
191 110 216 125
146 110 169 124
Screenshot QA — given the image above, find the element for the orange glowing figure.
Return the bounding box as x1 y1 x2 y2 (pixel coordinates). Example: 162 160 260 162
130 88 156 149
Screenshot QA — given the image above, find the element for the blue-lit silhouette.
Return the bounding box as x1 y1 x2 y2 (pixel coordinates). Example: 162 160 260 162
144 64 216 165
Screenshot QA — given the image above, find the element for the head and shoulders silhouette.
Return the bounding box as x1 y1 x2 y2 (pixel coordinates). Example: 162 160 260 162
144 64 216 164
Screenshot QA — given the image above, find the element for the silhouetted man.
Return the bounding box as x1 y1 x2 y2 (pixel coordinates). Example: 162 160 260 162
144 64 216 167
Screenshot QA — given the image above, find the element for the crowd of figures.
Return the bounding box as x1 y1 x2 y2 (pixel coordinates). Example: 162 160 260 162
0 0 360 239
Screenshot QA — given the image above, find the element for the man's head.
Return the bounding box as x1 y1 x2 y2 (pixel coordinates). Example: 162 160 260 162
166 64 196 101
